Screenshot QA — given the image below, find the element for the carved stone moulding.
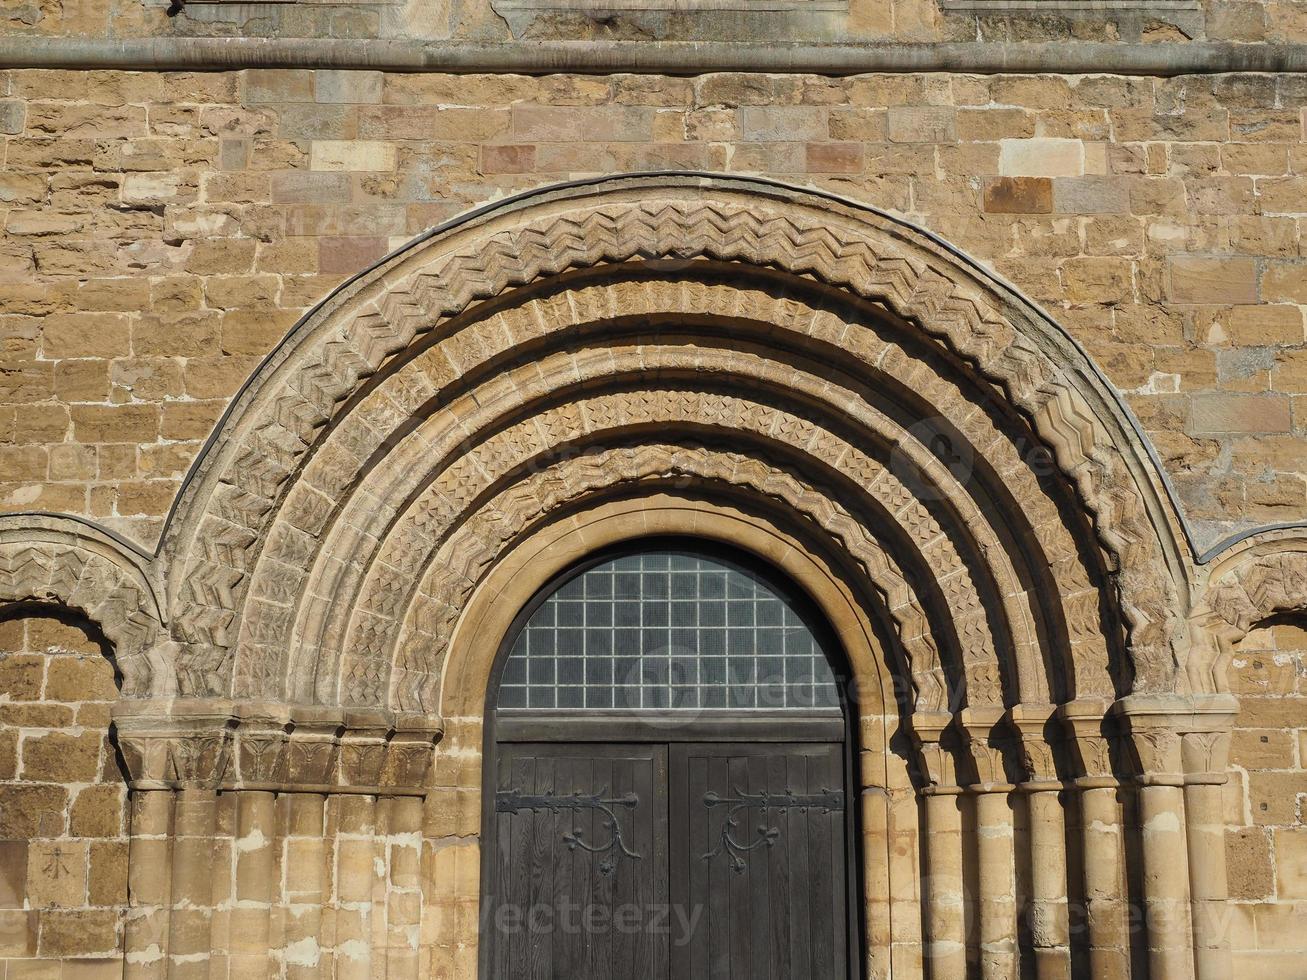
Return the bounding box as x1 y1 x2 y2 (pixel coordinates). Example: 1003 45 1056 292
112 699 442 795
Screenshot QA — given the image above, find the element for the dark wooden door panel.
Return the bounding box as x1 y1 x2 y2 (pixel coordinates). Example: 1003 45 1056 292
487 743 669 980
669 742 849 980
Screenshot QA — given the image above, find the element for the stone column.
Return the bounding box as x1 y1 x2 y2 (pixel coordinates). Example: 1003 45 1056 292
284 793 327 980
857 725 895 980
1009 704 1070 980
1178 699 1238 980
1119 699 1195 980
912 713 967 980
124 789 173 980
230 790 278 979
1059 700 1128 980
168 788 218 978
960 707 1017 980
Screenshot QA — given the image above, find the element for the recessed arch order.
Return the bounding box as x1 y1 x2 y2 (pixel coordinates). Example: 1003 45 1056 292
150 172 1195 725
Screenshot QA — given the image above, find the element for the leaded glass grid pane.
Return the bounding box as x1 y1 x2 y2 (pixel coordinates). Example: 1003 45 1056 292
497 549 841 710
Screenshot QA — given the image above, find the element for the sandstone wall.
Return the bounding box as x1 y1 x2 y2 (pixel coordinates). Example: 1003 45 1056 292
0 610 127 976
1225 618 1307 973
0 67 1305 553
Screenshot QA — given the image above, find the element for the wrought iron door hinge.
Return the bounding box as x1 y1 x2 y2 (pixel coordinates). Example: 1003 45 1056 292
496 787 642 875
702 786 844 873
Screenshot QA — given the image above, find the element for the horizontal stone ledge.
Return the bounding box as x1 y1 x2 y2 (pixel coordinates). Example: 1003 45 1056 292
0 38 1305 76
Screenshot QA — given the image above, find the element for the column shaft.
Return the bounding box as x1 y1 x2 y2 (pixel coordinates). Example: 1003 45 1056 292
1026 789 1070 980
1185 782 1232 980
167 788 217 979
230 790 277 979
124 789 174 980
285 793 327 980
1078 785 1128 979
922 792 967 980
1138 783 1195 979
974 791 1016 980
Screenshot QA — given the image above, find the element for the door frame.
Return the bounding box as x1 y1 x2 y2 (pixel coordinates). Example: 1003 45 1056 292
478 537 865 978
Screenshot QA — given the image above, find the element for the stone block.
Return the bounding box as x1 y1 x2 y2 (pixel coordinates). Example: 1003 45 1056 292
983 177 1052 214
0 654 43 700
738 105 828 141
1276 828 1307 899
244 70 315 104
316 70 383 105
70 405 160 444
886 106 955 143
481 144 536 174
21 731 103 784
511 105 654 143
36 908 118 957
1053 177 1129 214
1191 393 1291 435
805 142 864 173
44 655 116 703
310 140 396 172
1168 256 1260 305
87 842 127 907
0 909 38 956
998 138 1084 177
0 786 67 839
0 841 27 908
270 171 352 205
26 841 87 909
69 785 125 839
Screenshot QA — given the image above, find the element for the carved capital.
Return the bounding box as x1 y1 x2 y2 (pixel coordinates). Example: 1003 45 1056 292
958 706 1014 789
910 711 961 791
113 699 441 794
1006 703 1060 785
1057 698 1115 782
1114 693 1238 785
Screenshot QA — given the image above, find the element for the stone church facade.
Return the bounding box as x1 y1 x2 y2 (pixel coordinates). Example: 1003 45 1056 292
0 1 1306 978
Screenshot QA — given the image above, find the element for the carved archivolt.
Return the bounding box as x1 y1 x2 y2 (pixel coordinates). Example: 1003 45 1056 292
159 175 1186 709
0 514 166 696
1188 529 1307 694
2 175 1224 763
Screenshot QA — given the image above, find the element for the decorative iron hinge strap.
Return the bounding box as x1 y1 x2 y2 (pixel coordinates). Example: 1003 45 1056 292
496 788 642 876
702 786 844 873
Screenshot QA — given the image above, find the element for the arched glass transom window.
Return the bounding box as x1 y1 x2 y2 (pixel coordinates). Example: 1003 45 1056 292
496 546 841 711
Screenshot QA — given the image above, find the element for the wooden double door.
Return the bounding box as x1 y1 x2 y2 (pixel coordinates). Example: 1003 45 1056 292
483 738 853 979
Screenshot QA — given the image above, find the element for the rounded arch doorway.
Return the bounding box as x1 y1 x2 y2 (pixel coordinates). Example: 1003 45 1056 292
481 537 861 979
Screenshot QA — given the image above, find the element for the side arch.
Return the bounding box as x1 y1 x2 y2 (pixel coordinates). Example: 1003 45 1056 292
0 513 167 696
